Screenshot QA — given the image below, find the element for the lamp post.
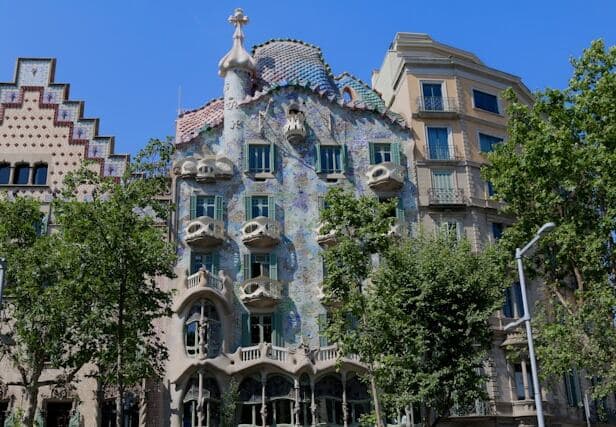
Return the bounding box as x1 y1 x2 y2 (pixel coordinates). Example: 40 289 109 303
0 257 5 306
504 222 556 427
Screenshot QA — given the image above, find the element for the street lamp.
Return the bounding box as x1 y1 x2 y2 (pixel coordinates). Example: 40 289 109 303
0 257 5 307
504 222 556 427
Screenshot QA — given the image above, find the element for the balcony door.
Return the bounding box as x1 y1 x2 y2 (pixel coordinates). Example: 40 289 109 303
422 82 444 111
427 127 451 160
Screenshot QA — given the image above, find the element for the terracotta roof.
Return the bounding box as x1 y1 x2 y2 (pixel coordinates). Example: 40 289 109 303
252 39 338 95
176 98 224 144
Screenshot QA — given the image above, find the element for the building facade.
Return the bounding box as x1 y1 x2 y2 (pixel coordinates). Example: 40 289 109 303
0 58 129 425
373 33 616 426
165 8 415 427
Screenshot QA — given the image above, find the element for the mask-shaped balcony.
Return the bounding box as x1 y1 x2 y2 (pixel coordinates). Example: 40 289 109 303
240 275 283 309
366 162 404 192
315 222 337 247
282 109 307 144
173 156 233 182
184 217 225 247
241 216 281 248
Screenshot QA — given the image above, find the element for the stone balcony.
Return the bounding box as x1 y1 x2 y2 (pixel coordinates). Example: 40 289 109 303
241 216 281 248
178 268 234 311
282 109 307 144
239 275 283 309
184 216 225 248
315 222 337 247
366 162 404 192
173 156 233 182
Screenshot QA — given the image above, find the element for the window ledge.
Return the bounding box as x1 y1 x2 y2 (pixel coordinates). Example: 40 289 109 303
472 107 503 117
0 184 50 188
318 172 346 182
245 172 275 181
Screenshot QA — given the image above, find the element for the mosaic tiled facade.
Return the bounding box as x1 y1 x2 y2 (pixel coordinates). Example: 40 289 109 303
165 8 413 427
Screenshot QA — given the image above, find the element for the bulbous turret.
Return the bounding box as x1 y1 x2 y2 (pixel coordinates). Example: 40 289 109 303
218 8 256 77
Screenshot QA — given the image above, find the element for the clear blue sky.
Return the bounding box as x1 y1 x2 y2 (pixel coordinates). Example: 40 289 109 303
1 0 614 155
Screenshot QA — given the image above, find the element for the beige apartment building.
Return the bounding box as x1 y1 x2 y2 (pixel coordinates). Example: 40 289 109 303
373 33 616 426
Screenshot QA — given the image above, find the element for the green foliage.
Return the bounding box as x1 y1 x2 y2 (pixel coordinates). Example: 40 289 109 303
221 378 240 427
0 196 96 426
320 188 506 422
56 138 176 411
482 39 616 399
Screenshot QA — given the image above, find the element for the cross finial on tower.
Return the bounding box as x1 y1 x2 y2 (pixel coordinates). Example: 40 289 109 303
228 8 249 28
218 7 256 77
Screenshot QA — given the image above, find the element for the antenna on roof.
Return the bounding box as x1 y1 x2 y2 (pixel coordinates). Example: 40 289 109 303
177 85 182 116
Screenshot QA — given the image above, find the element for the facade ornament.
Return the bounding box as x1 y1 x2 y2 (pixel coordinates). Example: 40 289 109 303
283 108 307 144
218 8 256 77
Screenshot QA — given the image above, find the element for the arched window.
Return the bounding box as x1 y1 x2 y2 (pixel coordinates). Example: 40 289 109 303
239 377 262 426
13 163 30 185
346 376 371 425
315 375 343 425
184 300 221 358
265 375 294 426
0 163 9 185
33 163 48 185
298 374 312 427
183 377 221 427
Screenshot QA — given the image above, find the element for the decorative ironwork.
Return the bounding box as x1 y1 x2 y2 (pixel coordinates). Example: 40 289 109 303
428 188 465 205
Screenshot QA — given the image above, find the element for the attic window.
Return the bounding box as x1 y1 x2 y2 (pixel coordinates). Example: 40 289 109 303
288 107 301 115
342 87 354 103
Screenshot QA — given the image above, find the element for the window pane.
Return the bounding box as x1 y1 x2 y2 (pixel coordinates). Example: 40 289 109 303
251 196 269 218
373 143 391 164
514 364 526 400
422 83 443 111
0 164 10 184
33 164 47 185
191 253 213 274
473 90 499 114
492 223 503 240
196 196 216 218
13 164 29 185
320 146 342 173
431 170 453 189
427 127 450 159
249 145 271 173
479 133 503 152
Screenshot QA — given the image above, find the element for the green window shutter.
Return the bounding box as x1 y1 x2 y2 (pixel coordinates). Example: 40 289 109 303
244 195 252 221
214 195 224 221
368 143 376 165
269 253 278 280
391 142 401 165
189 195 197 219
341 144 348 171
241 313 251 347
396 198 405 222
243 143 250 172
211 252 220 275
318 313 328 347
272 311 284 347
269 142 276 173
243 254 252 280
315 144 322 173
267 196 276 219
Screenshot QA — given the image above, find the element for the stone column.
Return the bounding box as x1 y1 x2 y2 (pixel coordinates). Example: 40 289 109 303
198 370 204 427
310 378 317 427
139 379 147 427
341 372 348 427
261 373 267 427
521 361 530 400
294 377 300 426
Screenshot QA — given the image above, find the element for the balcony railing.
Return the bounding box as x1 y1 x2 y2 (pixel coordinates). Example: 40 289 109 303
427 146 462 161
428 188 465 205
416 96 459 113
315 222 337 247
450 400 493 417
185 269 224 291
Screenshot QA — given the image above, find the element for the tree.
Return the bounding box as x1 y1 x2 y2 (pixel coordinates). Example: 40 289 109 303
0 196 97 426
482 39 616 400
55 137 177 424
320 188 505 426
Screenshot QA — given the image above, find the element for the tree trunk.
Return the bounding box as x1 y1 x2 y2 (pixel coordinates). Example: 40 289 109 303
116 278 126 427
369 371 384 427
23 383 39 427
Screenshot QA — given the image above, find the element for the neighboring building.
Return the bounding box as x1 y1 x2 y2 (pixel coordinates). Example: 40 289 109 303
373 33 616 426
0 58 128 426
166 8 414 427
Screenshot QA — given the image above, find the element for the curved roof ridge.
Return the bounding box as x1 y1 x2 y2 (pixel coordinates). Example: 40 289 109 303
334 71 383 98
178 96 224 118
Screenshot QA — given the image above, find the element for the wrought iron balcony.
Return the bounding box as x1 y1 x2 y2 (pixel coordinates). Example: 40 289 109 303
184 216 225 247
366 162 404 192
282 109 307 144
315 222 337 247
239 275 283 309
428 188 466 206
426 146 463 161
241 216 281 248
416 96 460 113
